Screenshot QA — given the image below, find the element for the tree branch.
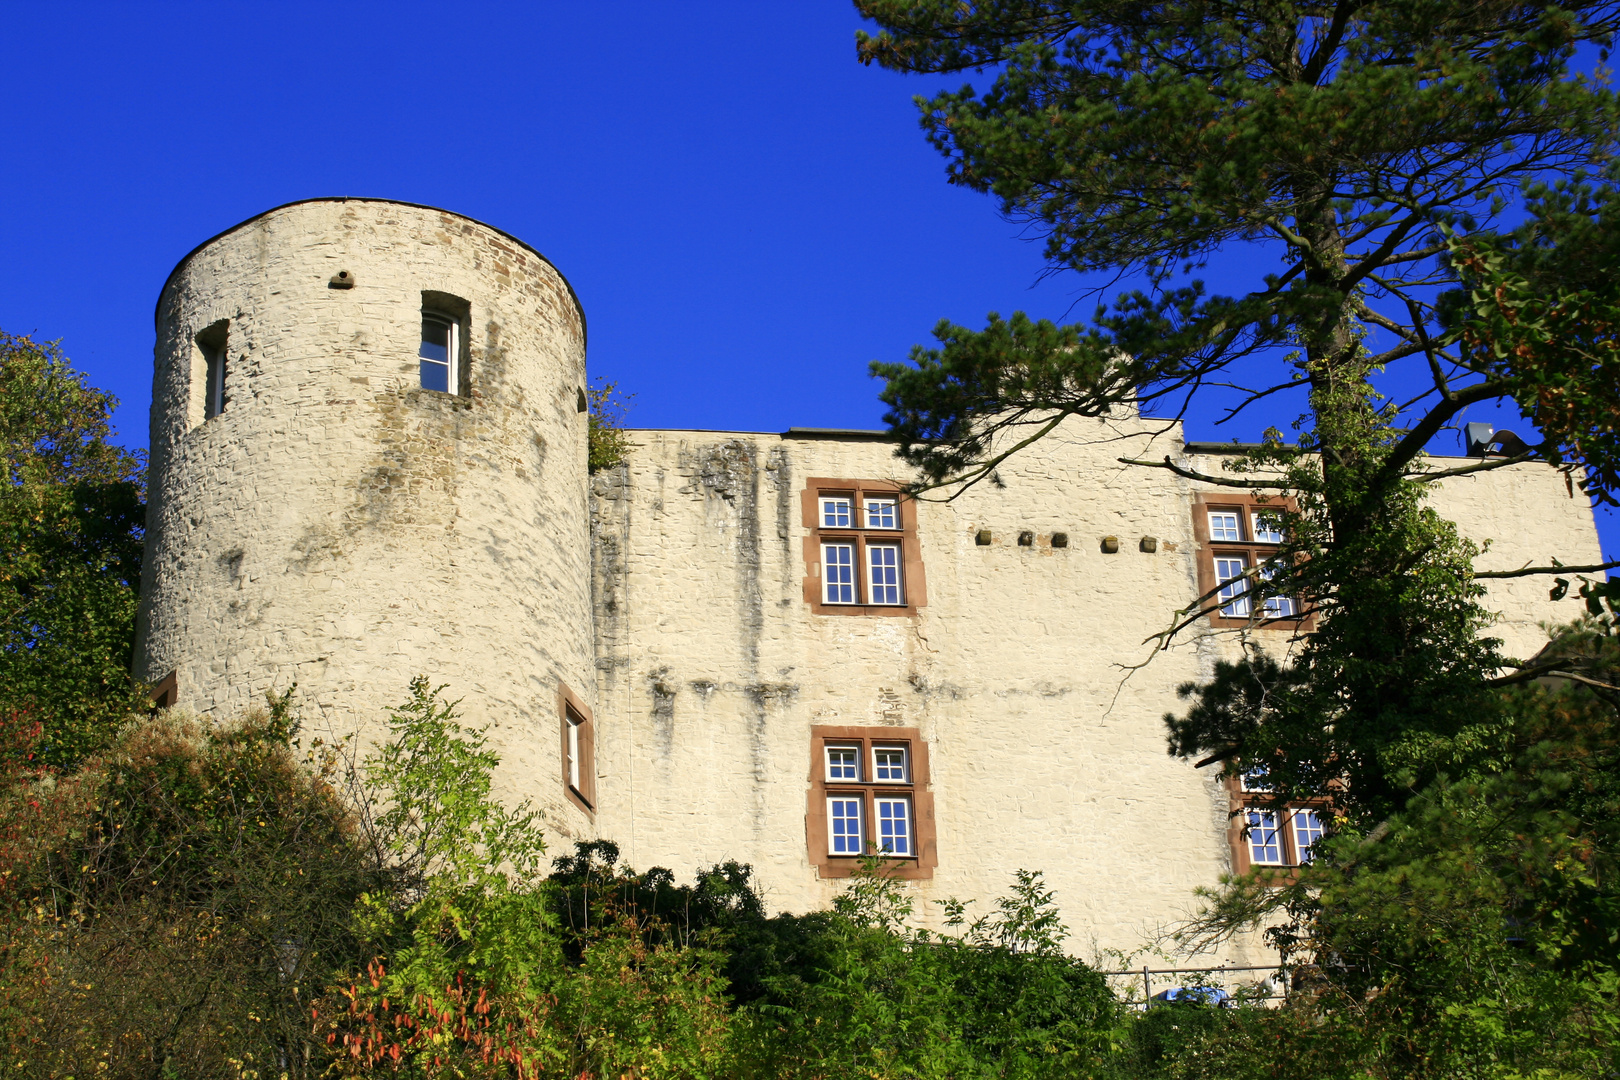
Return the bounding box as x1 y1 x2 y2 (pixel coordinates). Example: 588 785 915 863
1475 559 1620 580
1118 456 1291 489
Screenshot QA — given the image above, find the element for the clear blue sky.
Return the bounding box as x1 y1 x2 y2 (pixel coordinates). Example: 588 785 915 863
1 2 1611 558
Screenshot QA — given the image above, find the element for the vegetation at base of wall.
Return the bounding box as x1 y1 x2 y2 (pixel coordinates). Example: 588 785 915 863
0 330 148 768
1 672 1613 1078
587 377 634 473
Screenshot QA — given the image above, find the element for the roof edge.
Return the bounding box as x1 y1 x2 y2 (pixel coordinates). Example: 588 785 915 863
152 197 586 346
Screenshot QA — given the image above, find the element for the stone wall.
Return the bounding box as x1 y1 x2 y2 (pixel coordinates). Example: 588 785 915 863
137 199 596 840
589 418 1602 960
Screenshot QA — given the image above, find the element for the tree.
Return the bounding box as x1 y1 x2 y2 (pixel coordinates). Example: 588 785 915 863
854 0 1620 822
0 331 147 767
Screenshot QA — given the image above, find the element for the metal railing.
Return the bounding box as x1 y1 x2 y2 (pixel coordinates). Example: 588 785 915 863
1097 963 1289 1009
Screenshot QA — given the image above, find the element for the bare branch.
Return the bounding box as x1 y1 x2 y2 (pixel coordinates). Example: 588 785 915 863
1118 455 1292 488
1475 559 1620 580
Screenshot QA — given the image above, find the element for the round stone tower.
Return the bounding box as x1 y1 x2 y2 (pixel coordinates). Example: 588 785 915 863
137 198 593 827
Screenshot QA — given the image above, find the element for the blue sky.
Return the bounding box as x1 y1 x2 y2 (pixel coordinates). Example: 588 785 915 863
1 2 1611 558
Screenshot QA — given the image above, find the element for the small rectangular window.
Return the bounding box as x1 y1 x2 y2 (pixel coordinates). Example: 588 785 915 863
1240 766 1272 792
1251 511 1285 544
872 746 907 782
420 312 459 393
826 745 859 781
1259 562 1299 618
828 797 864 855
196 321 229 420
821 496 853 528
1215 556 1250 617
1208 511 1242 542
876 797 912 855
823 543 856 604
1246 809 1284 865
864 498 898 529
867 543 902 605
558 683 596 814
1291 808 1324 862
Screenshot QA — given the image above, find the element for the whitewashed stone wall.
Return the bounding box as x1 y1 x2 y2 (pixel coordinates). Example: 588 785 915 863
137 201 1604 964
136 199 595 840
590 420 1602 962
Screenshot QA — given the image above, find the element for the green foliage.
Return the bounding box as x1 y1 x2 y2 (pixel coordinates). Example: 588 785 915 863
0 331 148 767
732 860 1120 1079
0 694 375 1077
587 377 634 473
1162 620 1620 1077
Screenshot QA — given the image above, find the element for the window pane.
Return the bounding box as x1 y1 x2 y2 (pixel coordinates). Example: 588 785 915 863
567 721 580 788
1251 511 1285 544
1246 810 1283 865
1208 511 1242 542
826 746 859 781
868 543 902 605
823 543 856 604
1240 766 1271 792
1292 808 1324 862
865 498 898 529
420 316 451 362
419 359 449 392
1215 556 1250 617
820 497 852 528
872 746 907 782
829 797 863 855
876 798 911 855
1258 561 1298 618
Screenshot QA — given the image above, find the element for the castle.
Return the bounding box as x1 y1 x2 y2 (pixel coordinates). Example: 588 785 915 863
135 199 1601 961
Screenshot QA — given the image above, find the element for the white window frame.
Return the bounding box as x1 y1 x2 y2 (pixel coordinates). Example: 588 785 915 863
822 542 856 604
1215 556 1251 617
1245 809 1285 866
826 745 860 782
864 497 899 530
1251 511 1285 545
566 716 582 790
820 496 853 529
1208 510 1242 542
866 542 903 606
1257 561 1299 618
875 796 912 855
828 796 864 855
420 312 461 394
1291 808 1324 863
871 745 908 783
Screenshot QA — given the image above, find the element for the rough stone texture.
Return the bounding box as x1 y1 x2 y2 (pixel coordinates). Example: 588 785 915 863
138 202 1604 964
136 199 595 839
590 421 1602 961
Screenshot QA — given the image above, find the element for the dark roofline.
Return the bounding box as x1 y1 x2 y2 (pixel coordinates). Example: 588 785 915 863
152 197 586 345
782 427 894 440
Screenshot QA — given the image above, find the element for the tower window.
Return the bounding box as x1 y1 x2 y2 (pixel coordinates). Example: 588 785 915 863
419 312 459 394
807 725 937 879
196 320 229 420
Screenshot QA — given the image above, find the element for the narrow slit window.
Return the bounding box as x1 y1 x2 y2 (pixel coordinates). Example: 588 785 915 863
867 543 902 605
872 746 907 782
1291 808 1324 862
196 321 229 420
823 543 856 604
1215 556 1250 617
876 798 912 855
828 797 864 855
864 498 898 529
567 717 581 790
420 312 459 393
1246 809 1284 865
826 746 859 781
1208 511 1242 542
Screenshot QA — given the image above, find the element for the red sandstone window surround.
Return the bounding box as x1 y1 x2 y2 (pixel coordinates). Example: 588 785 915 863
1192 492 1311 629
557 681 596 816
800 479 927 617
806 726 937 880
